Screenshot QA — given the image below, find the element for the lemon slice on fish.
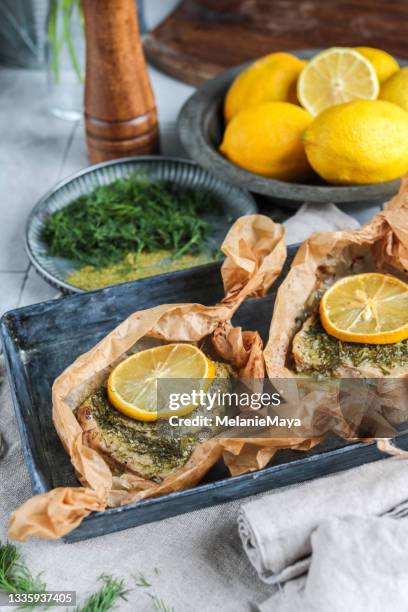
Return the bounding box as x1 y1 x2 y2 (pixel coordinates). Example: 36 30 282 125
320 273 408 344
107 343 215 421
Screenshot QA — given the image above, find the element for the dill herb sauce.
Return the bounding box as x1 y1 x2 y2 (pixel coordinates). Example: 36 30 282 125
296 318 408 377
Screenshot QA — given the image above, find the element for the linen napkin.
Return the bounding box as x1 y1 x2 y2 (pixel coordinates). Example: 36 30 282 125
259 515 408 612
238 457 408 585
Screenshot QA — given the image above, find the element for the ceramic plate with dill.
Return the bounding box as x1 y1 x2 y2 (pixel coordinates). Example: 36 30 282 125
26 157 257 293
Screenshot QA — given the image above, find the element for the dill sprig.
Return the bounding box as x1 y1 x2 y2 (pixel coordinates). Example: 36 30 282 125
148 593 175 612
133 573 151 588
78 575 129 612
42 176 218 268
0 541 47 605
133 573 175 612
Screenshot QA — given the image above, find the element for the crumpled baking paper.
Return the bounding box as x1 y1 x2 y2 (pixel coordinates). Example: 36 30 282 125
264 178 408 444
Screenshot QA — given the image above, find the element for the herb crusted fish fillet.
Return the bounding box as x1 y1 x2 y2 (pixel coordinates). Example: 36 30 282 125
292 315 408 378
76 362 233 482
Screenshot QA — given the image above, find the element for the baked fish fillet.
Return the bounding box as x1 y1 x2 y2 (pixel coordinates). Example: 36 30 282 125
76 362 232 482
292 315 408 378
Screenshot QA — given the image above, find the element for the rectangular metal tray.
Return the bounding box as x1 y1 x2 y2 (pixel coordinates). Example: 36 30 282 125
2 246 407 542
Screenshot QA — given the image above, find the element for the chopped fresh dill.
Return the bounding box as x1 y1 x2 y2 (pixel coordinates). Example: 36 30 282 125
133 570 174 611
42 175 219 268
148 593 175 612
0 544 172 612
299 317 408 377
133 573 151 588
0 541 47 607
77 575 129 612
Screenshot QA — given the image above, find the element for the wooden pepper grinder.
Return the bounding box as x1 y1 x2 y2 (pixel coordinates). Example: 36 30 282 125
82 0 159 163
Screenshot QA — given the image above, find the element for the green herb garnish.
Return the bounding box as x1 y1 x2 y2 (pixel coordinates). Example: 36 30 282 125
42 176 219 268
90 388 198 465
300 318 408 377
133 573 152 588
148 594 175 612
78 575 129 612
133 572 175 611
0 541 47 606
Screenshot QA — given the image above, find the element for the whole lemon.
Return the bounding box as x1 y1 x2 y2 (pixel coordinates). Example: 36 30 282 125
355 47 399 84
224 53 306 123
220 102 313 181
380 67 408 112
303 99 408 185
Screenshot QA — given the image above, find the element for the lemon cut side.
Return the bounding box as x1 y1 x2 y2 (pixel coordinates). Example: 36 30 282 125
108 343 215 421
298 47 379 116
320 273 408 344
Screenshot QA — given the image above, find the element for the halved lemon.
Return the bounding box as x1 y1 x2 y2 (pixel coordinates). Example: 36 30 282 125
108 343 216 421
297 48 379 116
320 273 408 344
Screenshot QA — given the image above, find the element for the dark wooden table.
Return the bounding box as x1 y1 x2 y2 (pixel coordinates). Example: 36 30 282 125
144 0 408 85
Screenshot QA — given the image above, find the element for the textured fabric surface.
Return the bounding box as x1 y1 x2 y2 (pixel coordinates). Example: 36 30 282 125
238 456 408 585
259 516 408 612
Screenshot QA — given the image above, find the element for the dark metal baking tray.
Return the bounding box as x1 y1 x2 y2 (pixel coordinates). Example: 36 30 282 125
1 245 406 542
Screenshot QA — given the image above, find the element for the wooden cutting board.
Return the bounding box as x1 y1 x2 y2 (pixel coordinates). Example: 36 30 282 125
143 0 408 85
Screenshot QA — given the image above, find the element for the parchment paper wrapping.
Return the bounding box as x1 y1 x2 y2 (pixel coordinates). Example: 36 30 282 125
264 178 408 443
9 215 291 541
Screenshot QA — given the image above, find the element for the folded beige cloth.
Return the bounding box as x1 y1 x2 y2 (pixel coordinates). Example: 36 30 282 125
238 457 408 585
258 515 408 612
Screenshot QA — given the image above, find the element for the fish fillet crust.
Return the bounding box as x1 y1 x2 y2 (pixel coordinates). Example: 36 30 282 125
292 315 408 378
76 362 233 481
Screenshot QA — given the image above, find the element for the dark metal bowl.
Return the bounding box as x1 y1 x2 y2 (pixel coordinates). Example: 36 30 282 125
178 49 406 205
26 156 257 293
